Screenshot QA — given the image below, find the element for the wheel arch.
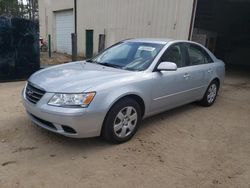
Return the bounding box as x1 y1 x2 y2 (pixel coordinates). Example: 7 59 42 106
100 93 146 137
107 94 146 118
212 77 220 90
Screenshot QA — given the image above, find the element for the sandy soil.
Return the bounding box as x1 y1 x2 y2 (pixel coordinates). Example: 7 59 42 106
0 71 250 188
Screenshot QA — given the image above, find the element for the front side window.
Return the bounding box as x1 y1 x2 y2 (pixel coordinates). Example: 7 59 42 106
91 42 164 71
160 44 184 68
186 44 213 65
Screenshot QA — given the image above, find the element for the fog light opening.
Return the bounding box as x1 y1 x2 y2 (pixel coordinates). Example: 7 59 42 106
62 125 77 134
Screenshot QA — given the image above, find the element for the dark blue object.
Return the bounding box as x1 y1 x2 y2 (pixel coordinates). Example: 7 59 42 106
0 16 40 82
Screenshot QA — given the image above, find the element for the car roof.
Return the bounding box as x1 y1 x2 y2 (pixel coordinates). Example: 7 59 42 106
124 38 175 44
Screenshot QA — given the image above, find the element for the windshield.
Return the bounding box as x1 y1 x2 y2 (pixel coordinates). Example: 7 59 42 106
90 42 164 71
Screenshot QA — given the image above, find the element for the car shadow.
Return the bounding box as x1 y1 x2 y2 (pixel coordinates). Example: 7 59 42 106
35 102 199 149
140 103 198 130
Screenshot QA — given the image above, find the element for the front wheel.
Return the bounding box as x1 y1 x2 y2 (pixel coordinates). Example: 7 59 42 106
199 80 219 107
102 98 142 144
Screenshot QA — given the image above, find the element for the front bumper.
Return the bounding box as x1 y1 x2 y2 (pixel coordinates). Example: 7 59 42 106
22 89 106 138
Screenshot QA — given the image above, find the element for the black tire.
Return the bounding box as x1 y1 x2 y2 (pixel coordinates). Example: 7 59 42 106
102 98 142 144
199 80 219 107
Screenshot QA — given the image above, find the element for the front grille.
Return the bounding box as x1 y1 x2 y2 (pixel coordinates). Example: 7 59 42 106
25 83 45 104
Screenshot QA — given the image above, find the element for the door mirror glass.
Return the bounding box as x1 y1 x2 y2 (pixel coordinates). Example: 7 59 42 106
157 62 177 71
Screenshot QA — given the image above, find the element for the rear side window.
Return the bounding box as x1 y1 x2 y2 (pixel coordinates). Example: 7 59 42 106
186 44 213 65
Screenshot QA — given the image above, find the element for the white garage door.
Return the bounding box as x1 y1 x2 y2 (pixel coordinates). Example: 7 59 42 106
55 10 74 54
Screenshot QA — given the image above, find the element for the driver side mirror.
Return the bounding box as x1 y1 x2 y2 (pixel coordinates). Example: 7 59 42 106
157 62 177 71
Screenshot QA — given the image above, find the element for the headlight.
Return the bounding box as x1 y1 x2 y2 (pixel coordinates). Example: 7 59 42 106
48 92 96 108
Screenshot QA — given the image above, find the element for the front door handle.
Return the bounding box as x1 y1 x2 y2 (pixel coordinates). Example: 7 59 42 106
184 73 190 80
208 69 213 74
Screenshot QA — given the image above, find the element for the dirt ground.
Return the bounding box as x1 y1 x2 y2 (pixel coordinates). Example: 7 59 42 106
40 52 72 67
0 70 250 188
40 52 84 67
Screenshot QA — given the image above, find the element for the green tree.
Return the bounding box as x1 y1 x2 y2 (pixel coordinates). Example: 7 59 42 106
26 0 38 21
0 0 38 20
0 0 20 16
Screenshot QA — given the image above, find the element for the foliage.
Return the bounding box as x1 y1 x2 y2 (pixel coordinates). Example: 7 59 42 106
0 0 38 21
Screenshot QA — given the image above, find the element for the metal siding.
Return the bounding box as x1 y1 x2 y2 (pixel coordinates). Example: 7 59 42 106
55 10 74 54
39 0 194 56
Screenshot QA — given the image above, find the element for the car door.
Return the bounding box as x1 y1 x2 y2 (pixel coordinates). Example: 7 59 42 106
150 43 195 114
182 43 214 100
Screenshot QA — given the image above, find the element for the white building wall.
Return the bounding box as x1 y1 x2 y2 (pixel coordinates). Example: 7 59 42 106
39 0 194 56
38 0 74 52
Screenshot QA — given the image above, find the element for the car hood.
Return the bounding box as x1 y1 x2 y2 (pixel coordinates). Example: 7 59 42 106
29 61 133 93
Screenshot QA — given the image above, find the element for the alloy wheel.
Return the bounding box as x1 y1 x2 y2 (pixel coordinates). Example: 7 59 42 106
207 84 217 104
113 106 138 138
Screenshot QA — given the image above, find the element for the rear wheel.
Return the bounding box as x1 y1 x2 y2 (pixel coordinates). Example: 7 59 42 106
102 98 141 144
199 80 219 107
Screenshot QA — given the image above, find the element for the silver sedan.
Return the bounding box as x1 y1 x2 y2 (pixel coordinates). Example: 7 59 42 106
22 39 225 143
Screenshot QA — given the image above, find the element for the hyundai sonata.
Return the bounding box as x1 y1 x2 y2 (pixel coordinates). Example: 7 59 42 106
22 39 225 143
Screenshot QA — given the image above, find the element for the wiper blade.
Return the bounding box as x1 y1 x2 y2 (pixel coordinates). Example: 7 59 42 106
99 62 122 69
86 59 94 63
87 60 122 69
123 67 136 71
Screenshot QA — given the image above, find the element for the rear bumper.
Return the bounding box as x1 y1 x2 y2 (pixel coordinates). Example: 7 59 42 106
22 89 106 138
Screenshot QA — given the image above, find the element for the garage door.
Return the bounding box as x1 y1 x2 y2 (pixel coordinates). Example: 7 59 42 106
55 10 74 54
